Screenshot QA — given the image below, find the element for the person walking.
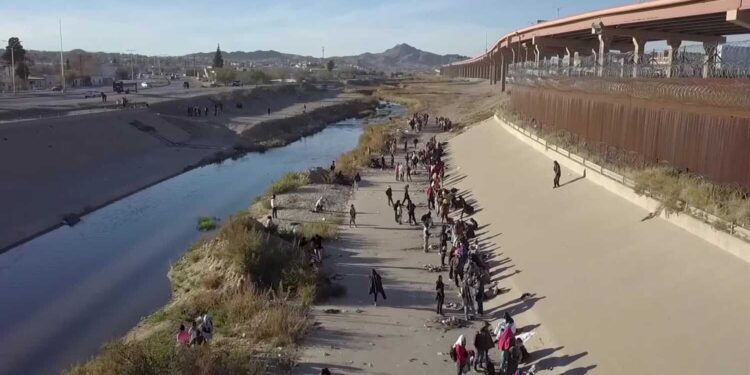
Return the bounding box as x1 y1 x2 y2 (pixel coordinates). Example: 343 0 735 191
368 269 386 306
270 194 278 218
452 335 469 375
349 204 357 228
475 278 485 316
395 163 401 181
439 226 449 266
422 223 431 253
473 324 493 372
385 186 393 206
553 160 561 188
407 200 417 225
403 184 410 203
435 275 445 315
406 163 412 181
353 172 361 190
462 278 475 320
395 200 403 225
380 155 386 170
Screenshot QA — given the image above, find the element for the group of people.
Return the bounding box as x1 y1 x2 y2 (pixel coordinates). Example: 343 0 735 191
452 312 532 374
298 233 325 268
175 314 214 347
381 113 536 375
408 112 430 132
186 102 224 117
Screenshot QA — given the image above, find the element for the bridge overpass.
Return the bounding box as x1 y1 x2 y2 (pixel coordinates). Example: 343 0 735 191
442 0 750 87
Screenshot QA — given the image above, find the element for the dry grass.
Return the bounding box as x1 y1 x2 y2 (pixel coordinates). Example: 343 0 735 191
300 219 340 240
266 172 310 196
66 209 319 374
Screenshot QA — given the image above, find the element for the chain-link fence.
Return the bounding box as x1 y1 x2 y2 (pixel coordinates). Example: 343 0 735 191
506 40 750 105
509 39 750 80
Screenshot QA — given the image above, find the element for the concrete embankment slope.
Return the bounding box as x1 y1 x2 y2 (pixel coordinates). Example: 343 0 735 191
0 86 371 252
449 118 750 374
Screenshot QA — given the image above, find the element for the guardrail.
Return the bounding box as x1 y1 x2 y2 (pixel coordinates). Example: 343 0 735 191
494 113 750 246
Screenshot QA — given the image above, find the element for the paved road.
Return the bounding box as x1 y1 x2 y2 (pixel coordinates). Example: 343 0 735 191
0 78 268 119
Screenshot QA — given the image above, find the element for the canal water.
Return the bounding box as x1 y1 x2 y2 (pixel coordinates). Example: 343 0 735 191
0 103 404 375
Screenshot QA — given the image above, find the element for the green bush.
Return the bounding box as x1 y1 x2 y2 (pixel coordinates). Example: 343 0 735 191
197 216 218 231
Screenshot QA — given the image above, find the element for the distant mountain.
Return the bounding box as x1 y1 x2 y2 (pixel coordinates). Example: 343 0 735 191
333 43 467 72
25 44 467 75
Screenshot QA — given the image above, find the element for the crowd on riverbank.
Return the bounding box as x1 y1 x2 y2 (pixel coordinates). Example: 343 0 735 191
307 109 540 375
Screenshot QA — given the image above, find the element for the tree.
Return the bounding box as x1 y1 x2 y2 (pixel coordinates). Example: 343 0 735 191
213 44 224 68
15 62 30 80
214 67 236 85
326 59 334 72
3 37 29 80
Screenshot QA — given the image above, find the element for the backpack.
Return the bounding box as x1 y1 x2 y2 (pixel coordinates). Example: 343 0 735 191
449 346 457 361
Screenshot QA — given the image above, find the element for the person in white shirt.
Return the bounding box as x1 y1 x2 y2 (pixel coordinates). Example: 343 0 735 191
271 194 278 218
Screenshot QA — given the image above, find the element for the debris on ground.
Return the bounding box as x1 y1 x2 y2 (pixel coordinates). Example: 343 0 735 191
440 316 470 329
445 302 461 310
423 264 447 272
426 315 470 331
324 308 341 314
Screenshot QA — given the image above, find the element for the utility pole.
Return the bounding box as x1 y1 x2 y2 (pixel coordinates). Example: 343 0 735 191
59 19 66 93
126 49 135 80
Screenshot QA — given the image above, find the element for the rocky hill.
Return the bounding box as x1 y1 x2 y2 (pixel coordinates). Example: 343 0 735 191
27 44 467 74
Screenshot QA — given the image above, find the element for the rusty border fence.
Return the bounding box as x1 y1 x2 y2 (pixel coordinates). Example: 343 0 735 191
494 112 750 243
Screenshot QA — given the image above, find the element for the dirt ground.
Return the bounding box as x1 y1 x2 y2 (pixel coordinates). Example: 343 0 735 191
296 79 750 374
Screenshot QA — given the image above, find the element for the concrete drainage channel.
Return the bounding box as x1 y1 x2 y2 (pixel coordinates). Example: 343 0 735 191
493 113 750 263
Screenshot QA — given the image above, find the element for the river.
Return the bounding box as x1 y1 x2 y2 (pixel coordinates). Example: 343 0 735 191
0 103 404 375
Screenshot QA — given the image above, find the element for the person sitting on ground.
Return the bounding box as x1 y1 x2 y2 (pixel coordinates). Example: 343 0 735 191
264 215 275 232
189 321 205 346
200 314 214 342
176 324 190 345
315 196 324 212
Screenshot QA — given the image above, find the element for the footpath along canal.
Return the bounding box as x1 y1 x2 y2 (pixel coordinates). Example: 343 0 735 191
0 103 405 375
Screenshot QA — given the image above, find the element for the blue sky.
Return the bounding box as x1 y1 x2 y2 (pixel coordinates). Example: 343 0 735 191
3 0 642 57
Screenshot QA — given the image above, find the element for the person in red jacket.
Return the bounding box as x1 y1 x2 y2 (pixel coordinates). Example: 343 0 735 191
453 335 469 374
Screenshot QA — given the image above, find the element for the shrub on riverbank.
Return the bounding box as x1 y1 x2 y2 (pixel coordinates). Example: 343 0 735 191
336 122 399 176
66 208 316 374
267 172 310 196
197 216 218 231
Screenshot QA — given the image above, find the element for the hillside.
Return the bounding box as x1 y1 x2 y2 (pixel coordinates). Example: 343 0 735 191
27 44 467 74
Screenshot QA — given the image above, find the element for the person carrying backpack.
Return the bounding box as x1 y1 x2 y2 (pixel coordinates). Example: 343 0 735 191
451 335 469 374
